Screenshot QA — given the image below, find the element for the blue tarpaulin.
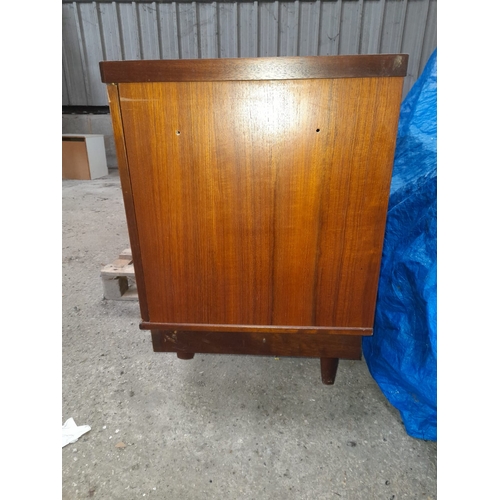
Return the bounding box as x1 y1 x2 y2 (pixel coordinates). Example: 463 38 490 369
362 49 437 441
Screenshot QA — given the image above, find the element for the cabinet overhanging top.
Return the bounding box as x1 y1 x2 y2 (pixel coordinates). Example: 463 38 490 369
100 54 408 84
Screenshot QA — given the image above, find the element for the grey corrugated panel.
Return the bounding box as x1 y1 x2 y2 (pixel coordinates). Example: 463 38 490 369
64 0 301 2
219 3 239 57
339 0 364 55
138 2 161 59
62 63 70 105
158 2 180 58
99 2 123 60
401 0 430 97
360 0 385 54
63 3 88 105
78 3 108 105
239 2 259 57
178 2 199 58
419 0 436 75
318 1 342 55
298 2 321 56
117 2 142 59
380 0 407 54
198 3 218 58
258 2 279 56
63 0 437 106
279 1 299 56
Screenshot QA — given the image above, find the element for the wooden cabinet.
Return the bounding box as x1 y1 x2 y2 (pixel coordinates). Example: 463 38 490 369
100 55 407 384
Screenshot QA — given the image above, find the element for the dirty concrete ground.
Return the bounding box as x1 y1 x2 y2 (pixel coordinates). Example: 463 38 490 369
62 170 437 500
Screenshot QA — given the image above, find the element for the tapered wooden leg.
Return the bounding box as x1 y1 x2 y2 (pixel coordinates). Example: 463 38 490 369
320 357 339 385
177 352 195 360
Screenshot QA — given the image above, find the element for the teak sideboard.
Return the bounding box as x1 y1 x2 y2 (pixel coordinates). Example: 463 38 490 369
100 54 408 385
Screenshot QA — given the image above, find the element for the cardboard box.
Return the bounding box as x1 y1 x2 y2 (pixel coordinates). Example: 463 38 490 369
62 134 108 180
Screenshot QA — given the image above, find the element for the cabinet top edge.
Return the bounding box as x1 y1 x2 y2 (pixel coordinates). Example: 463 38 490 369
100 54 409 84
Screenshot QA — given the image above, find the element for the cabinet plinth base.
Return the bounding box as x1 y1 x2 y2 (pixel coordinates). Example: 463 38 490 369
150 329 363 385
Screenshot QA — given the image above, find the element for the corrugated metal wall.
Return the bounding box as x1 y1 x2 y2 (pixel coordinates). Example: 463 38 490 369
63 0 436 106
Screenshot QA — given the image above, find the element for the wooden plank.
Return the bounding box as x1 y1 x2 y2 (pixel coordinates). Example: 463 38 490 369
100 263 135 277
151 330 362 359
119 248 132 259
111 258 132 267
100 54 408 83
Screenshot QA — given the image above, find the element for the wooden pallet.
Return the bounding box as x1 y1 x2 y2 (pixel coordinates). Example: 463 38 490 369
100 248 138 300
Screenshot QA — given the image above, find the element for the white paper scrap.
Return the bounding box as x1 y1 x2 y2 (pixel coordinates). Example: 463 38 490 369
62 418 91 448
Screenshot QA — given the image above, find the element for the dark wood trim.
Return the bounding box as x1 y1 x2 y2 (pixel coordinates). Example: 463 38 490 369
320 358 340 385
177 352 195 360
106 84 150 321
61 136 85 142
151 330 362 359
141 322 372 336
100 54 408 83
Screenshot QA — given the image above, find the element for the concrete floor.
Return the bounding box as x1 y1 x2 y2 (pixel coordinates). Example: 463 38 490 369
62 170 437 500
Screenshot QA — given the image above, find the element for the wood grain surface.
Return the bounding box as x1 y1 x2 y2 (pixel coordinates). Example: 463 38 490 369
117 75 403 330
151 330 362 359
140 322 370 336
107 84 150 320
100 54 408 83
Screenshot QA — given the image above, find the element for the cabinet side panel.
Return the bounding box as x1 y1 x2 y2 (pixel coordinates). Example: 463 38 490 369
118 77 402 329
